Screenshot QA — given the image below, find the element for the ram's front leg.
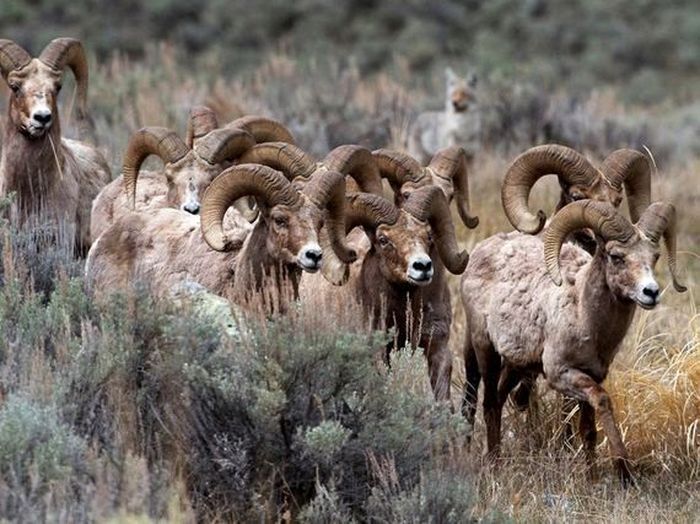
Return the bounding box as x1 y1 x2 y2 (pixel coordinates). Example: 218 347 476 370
424 334 452 402
549 367 633 486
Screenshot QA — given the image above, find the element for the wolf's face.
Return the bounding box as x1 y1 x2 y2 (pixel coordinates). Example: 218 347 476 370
445 67 477 113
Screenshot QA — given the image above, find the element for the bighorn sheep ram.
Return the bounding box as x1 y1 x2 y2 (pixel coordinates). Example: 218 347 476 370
460 199 686 484
309 185 470 401
235 140 384 284
86 164 355 311
501 144 651 240
353 187 469 400
494 144 653 409
90 109 293 238
0 38 110 253
289 147 476 401
408 68 481 165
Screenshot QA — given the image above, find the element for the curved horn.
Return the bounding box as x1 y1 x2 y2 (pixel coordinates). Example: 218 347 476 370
502 145 600 234
345 193 401 232
544 200 635 286
372 149 425 192
636 202 687 292
0 40 32 80
601 149 652 223
428 146 479 229
227 115 295 144
403 185 469 274
186 106 219 148
201 164 301 252
38 38 89 118
238 142 316 180
301 170 357 264
122 127 189 208
193 127 255 165
323 145 384 196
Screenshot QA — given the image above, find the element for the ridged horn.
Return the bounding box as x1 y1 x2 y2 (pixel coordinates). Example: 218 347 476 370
345 193 401 232
193 127 255 165
186 106 218 148
38 38 89 118
302 170 357 263
227 115 295 144
238 142 316 180
544 200 635 286
372 149 425 192
201 164 301 252
323 145 384 196
636 202 687 293
502 145 600 234
429 146 479 229
601 149 652 223
403 185 469 274
122 127 189 209
0 40 31 80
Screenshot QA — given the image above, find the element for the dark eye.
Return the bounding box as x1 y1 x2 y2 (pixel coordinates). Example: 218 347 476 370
56 82 62 92
653 253 660 263
609 253 625 264
570 192 585 202
378 235 390 247
402 191 411 201
9 83 19 93
273 216 287 228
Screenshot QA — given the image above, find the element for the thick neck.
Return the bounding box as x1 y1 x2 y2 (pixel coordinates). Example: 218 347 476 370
233 220 301 312
578 250 636 365
1 111 63 210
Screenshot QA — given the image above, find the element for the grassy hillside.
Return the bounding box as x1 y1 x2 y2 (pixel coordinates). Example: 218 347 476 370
3 0 700 102
0 4 698 521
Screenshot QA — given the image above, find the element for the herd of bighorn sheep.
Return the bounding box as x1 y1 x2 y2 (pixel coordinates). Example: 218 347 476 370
0 38 688 487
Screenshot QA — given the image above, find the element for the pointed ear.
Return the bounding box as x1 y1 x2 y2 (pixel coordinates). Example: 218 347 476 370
467 71 478 88
445 67 457 85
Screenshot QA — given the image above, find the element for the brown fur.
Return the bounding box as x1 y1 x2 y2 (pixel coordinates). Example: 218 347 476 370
1 59 110 253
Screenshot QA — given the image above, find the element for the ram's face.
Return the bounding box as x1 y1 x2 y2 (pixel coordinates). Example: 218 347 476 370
165 155 219 215
265 198 323 272
373 212 434 286
6 60 62 138
603 236 661 310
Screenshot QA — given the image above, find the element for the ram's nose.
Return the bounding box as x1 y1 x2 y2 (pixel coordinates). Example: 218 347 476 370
407 254 434 284
642 283 659 302
183 202 200 215
298 243 323 272
32 109 52 126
